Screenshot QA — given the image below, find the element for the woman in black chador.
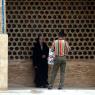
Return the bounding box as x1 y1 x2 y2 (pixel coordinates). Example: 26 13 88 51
33 35 49 88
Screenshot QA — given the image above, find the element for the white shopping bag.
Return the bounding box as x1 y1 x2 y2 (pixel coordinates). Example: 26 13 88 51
48 48 55 65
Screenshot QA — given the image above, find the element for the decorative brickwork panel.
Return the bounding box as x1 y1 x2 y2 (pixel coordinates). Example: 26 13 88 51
6 0 95 60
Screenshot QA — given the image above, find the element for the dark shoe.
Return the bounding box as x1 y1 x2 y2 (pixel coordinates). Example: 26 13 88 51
35 84 43 88
48 85 53 89
35 85 41 88
43 85 47 88
58 86 63 89
40 86 44 88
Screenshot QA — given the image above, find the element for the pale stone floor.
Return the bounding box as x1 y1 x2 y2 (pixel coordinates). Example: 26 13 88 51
0 88 95 95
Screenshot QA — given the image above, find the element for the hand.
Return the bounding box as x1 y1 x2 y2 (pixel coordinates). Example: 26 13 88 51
34 66 38 69
42 55 46 58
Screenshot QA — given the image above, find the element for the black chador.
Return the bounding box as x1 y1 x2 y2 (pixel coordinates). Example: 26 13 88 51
33 39 49 87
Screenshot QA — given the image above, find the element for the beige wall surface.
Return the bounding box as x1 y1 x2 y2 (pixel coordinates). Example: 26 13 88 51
0 0 2 33
0 34 8 89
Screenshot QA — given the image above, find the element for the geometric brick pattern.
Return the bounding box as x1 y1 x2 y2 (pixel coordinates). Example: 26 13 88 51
6 0 95 60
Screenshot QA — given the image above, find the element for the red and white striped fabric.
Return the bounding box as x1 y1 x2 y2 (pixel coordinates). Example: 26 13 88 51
51 39 70 56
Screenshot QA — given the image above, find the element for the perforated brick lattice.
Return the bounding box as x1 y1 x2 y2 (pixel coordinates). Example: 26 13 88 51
6 0 95 60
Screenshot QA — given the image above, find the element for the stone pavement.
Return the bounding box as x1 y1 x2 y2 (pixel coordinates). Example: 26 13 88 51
0 88 95 95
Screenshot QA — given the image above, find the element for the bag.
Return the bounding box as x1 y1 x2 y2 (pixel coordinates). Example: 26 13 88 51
48 48 55 65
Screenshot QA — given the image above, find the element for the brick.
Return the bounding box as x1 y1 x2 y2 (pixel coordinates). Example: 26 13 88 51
8 60 95 88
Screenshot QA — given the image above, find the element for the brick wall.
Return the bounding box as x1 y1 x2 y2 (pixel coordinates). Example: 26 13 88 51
8 60 95 88
8 60 34 87
6 0 95 60
6 0 95 88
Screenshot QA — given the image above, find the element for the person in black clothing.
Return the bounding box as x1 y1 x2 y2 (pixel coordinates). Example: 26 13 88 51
32 35 49 88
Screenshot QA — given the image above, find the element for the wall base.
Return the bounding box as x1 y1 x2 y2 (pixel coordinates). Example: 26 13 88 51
8 60 95 88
